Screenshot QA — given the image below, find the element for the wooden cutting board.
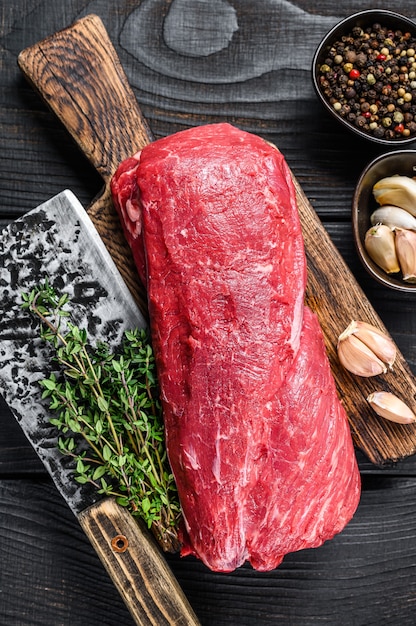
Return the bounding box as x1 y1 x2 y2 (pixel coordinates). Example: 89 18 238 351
17 14 416 466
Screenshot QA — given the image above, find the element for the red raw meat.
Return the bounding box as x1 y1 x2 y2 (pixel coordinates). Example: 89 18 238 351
244 306 360 571
111 123 361 572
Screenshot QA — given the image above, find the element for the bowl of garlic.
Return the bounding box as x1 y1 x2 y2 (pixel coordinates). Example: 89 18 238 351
352 149 416 292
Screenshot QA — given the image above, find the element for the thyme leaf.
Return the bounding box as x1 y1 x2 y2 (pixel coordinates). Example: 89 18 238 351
22 279 181 552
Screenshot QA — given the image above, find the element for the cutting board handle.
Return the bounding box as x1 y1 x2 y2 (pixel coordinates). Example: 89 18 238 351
17 13 152 183
18 14 150 311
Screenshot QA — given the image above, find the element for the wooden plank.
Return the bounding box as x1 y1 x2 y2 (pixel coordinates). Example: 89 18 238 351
0 479 136 626
3 475 416 625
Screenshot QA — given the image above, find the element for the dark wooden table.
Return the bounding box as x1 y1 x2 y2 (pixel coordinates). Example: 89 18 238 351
2 1 416 624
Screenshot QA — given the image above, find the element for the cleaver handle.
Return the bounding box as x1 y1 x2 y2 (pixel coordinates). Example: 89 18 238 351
79 498 200 626
17 14 150 312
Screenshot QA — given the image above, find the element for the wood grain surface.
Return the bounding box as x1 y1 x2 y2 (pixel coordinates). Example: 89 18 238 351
2 1 416 625
79 499 199 626
17 13 152 312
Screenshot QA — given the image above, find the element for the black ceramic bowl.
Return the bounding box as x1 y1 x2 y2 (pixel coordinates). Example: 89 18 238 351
352 150 416 292
312 10 416 145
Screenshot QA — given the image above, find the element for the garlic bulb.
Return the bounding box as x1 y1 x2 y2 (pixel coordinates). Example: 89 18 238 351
395 228 416 282
364 224 400 274
373 175 416 216
370 205 416 231
337 320 396 377
367 391 416 424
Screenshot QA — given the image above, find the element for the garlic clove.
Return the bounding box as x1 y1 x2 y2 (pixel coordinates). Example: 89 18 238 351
364 224 400 274
373 175 416 216
370 205 416 231
367 391 416 424
395 228 416 283
341 319 396 368
337 331 387 377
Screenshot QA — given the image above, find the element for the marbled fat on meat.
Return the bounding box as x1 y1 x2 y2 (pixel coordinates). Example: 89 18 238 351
111 123 361 572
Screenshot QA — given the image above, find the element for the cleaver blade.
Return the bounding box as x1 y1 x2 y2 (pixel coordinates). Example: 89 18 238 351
0 190 199 626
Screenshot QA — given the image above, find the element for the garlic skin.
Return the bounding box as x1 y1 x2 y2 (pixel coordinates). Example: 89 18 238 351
373 175 416 216
370 205 416 231
337 334 387 376
337 320 396 377
367 391 416 424
344 320 396 366
395 228 416 283
364 224 400 274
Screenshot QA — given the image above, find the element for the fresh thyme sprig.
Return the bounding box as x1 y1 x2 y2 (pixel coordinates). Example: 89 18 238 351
21 280 181 552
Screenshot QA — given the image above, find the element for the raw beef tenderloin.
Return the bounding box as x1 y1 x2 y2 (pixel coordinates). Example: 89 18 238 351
111 123 361 572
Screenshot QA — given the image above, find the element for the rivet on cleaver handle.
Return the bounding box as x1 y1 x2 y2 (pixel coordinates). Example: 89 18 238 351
0 191 200 626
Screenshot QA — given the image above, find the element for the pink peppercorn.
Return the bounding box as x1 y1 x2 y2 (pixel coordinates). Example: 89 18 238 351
349 69 361 80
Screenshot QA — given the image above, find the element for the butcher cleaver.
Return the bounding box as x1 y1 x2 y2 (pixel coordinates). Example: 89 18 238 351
0 190 199 626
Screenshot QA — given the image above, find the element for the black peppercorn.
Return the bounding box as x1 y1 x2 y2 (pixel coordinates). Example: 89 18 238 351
373 126 386 138
355 52 367 66
355 115 367 128
345 87 356 99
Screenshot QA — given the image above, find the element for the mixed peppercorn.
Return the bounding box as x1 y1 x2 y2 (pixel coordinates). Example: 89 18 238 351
318 22 416 140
